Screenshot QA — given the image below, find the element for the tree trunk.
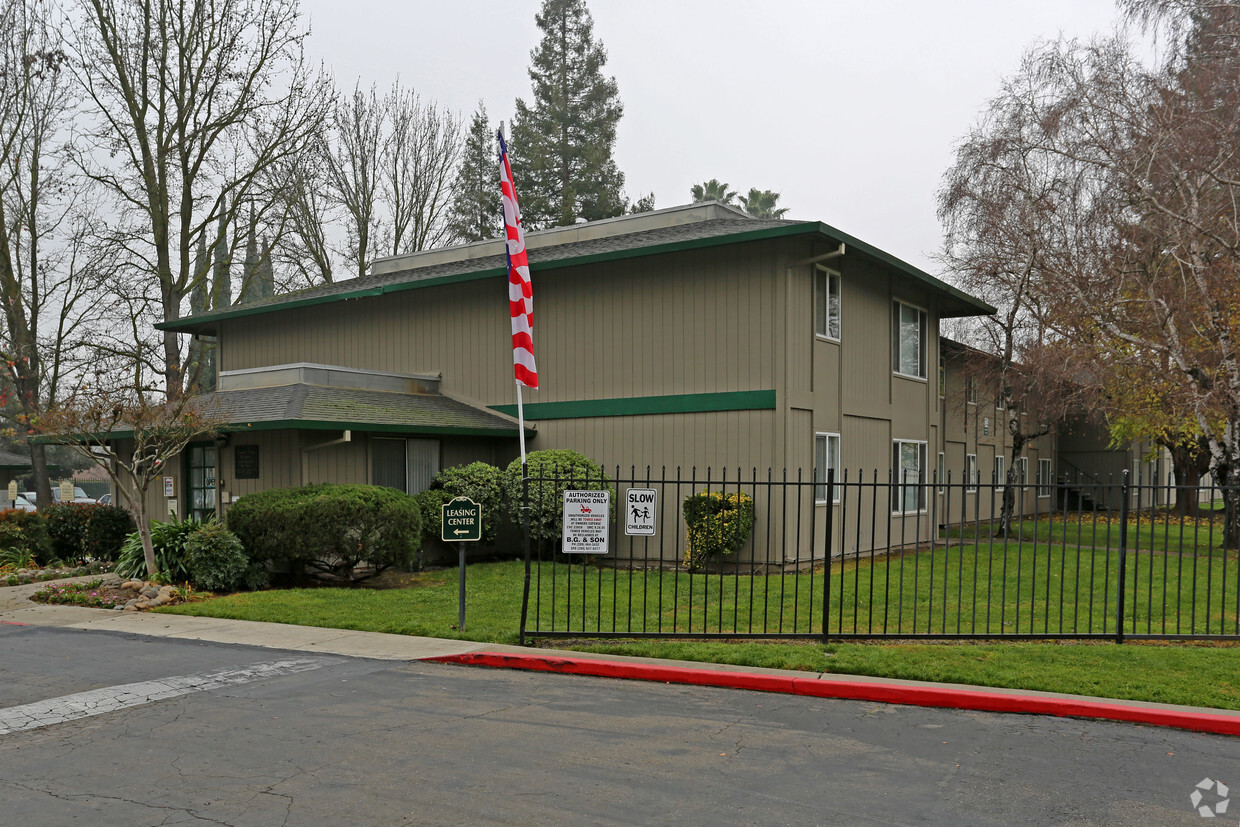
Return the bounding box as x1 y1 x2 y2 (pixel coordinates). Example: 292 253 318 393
29 440 52 510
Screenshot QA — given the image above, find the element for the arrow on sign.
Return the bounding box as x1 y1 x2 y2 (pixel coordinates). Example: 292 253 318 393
454 529 469 535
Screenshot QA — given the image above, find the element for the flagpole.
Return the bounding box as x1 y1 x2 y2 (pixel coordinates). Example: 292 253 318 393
516 381 527 465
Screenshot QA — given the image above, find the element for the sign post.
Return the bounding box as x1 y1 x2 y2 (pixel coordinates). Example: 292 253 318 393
441 497 482 630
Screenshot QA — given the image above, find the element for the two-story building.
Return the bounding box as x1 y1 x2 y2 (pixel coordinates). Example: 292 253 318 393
151 202 996 561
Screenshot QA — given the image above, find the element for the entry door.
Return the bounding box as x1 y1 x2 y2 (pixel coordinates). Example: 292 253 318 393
187 443 217 521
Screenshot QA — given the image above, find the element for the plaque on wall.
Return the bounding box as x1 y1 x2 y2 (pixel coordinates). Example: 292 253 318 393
235 445 260 479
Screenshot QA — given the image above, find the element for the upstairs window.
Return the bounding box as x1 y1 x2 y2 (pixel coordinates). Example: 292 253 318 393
892 300 927 379
815 267 841 341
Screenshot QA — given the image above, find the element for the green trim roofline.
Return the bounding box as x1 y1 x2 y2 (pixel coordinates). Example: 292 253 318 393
490 390 776 420
157 222 994 335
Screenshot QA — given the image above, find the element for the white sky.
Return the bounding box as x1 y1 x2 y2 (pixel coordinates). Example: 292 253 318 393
300 0 1127 277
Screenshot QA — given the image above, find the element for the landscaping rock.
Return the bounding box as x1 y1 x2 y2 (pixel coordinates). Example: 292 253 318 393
140 587 159 598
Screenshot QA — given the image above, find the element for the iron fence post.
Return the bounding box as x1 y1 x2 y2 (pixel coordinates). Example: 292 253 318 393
822 468 834 643
518 463 531 647
1116 470 1129 644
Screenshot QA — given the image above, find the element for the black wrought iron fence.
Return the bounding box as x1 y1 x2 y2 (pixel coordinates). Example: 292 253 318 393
518 467 1240 645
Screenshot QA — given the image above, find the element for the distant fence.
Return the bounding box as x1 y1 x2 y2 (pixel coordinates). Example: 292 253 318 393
518 467 1240 645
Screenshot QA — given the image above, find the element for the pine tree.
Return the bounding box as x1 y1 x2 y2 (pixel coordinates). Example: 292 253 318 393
511 0 626 230
447 103 502 243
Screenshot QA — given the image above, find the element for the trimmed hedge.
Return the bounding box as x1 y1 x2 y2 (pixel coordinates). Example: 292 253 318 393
44 503 134 563
227 484 422 583
431 462 503 545
0 509 52 566
500 450 613 544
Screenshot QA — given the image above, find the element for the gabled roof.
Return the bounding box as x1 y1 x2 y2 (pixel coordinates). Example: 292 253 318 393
159 202 994 335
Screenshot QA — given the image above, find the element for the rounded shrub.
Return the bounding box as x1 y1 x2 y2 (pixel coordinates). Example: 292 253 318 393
184 521 251 592
432 462 503 545
413 488 456 550
500 449 613 544
682 490 755 571
227 484 422 583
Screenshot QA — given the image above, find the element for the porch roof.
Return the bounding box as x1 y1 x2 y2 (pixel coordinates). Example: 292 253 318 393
205 383 530 438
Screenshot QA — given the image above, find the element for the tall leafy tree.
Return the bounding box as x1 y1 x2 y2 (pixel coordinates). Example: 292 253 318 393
689 179 736 205
738 188 789 219
447 102 502 243
511 0 626 229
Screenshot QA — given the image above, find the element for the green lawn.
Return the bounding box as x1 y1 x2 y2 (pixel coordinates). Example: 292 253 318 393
160 556 1240 711
946 512 1228 553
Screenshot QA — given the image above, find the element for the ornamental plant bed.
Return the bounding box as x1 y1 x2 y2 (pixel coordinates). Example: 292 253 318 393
30 576 201 611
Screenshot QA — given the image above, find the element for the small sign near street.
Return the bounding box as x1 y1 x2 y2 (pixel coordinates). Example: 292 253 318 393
59 480 74 502
441 497 482 542
624 488 657 536
562 489 610 554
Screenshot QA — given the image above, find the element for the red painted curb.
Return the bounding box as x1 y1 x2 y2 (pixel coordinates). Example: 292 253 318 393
425 652 1240 738
0 620 28 626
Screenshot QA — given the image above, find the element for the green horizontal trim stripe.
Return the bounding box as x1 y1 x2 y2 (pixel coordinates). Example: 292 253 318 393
156 222 993 334
490 390 776 420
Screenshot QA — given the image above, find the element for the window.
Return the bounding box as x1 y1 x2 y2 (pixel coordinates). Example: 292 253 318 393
892 300 927 379
1038 458 1053 498
371 438 440 495
815 268 841 340
965 454 978 492
892 440 927 513
815 432 841 503
966 375 978 404
994 455 1005 488
186 443 217 521
995 390 1005 411
937 451 946 493
1018 456 1029 490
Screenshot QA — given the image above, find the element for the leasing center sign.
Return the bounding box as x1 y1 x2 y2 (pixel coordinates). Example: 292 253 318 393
561 490 610 554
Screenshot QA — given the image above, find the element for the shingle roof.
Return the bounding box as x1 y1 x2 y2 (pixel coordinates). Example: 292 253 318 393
203 384 526 438
159 206 993 335
0 449 31 468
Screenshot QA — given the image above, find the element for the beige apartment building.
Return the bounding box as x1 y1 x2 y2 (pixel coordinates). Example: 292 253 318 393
151 202 997 561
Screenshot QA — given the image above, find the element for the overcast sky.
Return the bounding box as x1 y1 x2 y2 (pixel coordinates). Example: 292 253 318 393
299 0 1130 277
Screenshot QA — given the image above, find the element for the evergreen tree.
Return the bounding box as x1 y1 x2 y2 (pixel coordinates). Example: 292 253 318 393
511 0 626 229
447 102 502 243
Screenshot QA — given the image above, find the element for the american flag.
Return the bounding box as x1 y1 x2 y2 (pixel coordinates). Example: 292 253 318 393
498 131 537 389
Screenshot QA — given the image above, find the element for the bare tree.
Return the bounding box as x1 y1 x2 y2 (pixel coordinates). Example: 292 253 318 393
321 79 462 278
0 0 103 507
44 366 226 577
69 0 331 397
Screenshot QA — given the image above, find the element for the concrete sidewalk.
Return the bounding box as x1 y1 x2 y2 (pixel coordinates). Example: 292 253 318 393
4 576 1239 737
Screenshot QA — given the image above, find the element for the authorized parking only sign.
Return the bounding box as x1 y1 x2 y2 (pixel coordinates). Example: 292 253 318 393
624 488 657 536
562 490 610 554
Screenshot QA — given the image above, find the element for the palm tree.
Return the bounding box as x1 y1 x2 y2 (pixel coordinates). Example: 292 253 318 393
738 188 789 219
690 178 737 205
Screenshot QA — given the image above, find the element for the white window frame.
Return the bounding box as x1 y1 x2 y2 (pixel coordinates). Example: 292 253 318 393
892 300 927 380
815 267 841 342
1038 458 1053 498
892 439 927 514
965 453 978 493
994 455 1005 489
1018 456 1029 490
815 431 841 504
966 375 978 405
937 451 946 493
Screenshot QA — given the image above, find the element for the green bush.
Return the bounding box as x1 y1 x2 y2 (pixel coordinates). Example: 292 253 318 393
682 490 755 570
0 509 51 566
44 503 134 563
184 521 254 592
413 488 456 549
500 450 614 544
227 484 422 583
432 462 503 544
114 517 201 581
